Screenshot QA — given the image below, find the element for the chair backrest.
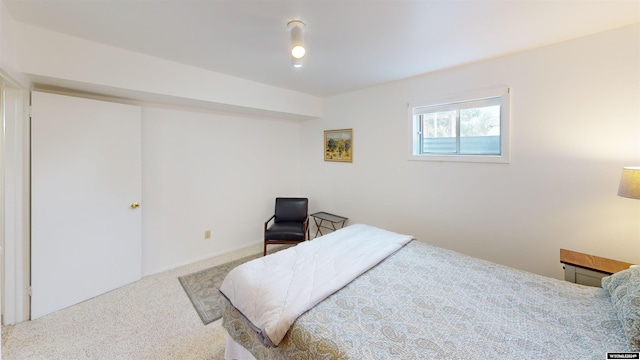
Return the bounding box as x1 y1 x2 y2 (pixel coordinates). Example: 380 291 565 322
274 197 308 223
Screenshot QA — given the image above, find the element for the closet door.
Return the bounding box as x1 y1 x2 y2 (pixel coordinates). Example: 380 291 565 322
31 91 142 319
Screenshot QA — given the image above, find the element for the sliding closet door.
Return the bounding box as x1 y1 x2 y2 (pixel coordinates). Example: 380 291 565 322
31 91 142 319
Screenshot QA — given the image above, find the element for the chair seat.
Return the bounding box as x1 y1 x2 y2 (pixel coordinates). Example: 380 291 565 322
265 222 306 241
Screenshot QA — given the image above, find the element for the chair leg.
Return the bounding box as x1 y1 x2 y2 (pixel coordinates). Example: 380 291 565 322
263 241 267 256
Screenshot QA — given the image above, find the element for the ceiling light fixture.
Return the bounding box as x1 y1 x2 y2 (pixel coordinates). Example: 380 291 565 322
287 20 306 68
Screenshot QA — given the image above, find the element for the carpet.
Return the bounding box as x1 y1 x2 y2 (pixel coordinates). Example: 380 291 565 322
179 252 263 325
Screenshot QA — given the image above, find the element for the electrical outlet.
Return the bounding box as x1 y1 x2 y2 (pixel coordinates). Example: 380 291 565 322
204 230 211 239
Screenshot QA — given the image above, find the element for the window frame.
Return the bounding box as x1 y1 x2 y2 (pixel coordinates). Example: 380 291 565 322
408 87 511 164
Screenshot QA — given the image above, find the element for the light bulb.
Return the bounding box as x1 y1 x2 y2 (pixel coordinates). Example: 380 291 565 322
291 45 305 59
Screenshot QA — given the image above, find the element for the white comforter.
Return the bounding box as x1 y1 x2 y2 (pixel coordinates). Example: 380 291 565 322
218 223 413 347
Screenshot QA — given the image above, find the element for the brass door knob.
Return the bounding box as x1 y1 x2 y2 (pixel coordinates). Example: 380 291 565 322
130 202 140 209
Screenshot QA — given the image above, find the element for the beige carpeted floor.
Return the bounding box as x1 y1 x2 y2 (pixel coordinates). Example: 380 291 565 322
1 243 265 360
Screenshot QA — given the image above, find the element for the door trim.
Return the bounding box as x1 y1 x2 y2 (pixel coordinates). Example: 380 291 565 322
2 84 31 325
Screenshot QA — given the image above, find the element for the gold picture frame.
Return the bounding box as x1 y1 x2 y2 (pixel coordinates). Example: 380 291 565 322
324 129 353 162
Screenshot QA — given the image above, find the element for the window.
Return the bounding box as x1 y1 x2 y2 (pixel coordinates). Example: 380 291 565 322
409 87 510 163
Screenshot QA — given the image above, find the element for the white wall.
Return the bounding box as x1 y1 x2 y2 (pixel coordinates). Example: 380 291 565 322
14 23 322 121
141 106 301 274
0 2 29 88
300 24 640 279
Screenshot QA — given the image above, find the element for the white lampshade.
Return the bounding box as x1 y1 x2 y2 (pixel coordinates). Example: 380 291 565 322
618 167 640 200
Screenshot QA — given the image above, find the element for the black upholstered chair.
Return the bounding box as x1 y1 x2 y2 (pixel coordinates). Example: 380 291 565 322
264 197 309 256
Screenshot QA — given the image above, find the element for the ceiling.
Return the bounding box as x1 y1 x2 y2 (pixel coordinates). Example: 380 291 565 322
3 0 639 98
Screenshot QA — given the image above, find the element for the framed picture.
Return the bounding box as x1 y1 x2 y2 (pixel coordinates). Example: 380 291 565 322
324 129 353 162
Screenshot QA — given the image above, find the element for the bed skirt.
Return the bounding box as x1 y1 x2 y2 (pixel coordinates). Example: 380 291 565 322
225 335 256 360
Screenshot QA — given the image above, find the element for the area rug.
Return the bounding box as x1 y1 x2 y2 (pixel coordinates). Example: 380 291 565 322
179 252 263 325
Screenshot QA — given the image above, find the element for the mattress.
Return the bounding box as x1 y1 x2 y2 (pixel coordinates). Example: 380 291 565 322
222 240 631 359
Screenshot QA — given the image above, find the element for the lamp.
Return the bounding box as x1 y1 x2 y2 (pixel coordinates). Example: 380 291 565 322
287 20 306 68
618 167 640 200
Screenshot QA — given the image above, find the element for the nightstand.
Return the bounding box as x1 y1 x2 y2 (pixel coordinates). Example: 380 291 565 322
309 212 348 238
560 248 634 287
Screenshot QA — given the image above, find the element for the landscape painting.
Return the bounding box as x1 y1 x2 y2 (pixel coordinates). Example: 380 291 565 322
324 129 353 162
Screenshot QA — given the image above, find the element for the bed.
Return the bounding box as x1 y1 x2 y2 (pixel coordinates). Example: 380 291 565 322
220 224 638 359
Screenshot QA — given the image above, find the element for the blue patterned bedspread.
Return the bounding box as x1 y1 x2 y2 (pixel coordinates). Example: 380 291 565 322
223 240 629 359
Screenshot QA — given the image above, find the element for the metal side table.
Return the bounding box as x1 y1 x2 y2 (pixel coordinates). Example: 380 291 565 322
310 211 348 238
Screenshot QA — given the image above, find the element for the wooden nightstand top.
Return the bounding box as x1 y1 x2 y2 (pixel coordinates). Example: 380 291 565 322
560 248 634 275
